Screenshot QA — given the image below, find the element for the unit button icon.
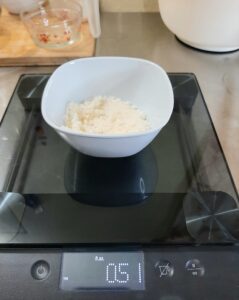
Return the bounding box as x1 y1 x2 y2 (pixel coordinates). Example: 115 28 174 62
155 260 174 278
31 260 50 280
185 259 205 277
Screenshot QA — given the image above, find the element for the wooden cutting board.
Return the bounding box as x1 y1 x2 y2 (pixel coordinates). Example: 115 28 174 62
0 8 95 66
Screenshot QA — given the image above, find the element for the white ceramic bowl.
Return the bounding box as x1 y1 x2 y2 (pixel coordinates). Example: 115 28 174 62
41 57 174 158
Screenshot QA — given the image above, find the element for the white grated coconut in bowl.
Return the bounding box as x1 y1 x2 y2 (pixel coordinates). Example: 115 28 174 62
64 96 151 135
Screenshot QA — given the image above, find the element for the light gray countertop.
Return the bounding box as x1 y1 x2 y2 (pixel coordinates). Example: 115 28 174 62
0 13 239 192
97 13 239 192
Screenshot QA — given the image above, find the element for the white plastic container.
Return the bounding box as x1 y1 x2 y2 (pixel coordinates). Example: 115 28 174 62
41 57 174 158
159 0 239 52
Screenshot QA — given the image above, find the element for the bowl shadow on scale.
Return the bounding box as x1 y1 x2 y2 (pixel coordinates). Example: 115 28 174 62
63 146 186 242
64 146 159 207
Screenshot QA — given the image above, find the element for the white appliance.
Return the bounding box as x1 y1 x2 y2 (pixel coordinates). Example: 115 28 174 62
158 0 239 52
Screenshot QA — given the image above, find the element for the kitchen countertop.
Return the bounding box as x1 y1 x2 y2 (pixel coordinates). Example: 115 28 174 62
0 13 239 192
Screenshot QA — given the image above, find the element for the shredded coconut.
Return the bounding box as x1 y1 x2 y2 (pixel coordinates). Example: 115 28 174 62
64 96 151 134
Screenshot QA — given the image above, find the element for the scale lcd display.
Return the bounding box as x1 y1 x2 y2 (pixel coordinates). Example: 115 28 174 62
60 252 145 291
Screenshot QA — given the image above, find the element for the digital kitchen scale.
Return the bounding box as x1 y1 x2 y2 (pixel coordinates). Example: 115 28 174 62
0 73 239 300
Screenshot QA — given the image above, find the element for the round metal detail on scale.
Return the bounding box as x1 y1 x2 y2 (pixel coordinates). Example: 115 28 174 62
183 192 239 242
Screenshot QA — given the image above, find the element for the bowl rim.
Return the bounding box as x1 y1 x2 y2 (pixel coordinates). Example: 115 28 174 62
41 56 174 139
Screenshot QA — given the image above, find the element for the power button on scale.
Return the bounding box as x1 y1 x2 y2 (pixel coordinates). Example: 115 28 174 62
31 261 50 280
185 259 205 277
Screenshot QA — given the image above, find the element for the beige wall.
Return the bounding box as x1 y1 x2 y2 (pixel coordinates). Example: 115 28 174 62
100 0 159 12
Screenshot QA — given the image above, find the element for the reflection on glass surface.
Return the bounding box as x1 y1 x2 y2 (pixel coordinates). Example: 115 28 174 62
64 147 158 206
0 193 25 243
184 191 239 243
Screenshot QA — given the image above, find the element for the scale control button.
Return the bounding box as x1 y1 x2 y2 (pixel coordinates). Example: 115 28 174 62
185 259 205 277
31 260 50 280
155 260 174 278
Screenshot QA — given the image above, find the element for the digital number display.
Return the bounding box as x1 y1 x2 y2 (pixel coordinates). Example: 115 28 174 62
60 252 145 291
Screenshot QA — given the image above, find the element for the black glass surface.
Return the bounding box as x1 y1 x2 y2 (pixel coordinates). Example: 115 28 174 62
0 73 238 245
